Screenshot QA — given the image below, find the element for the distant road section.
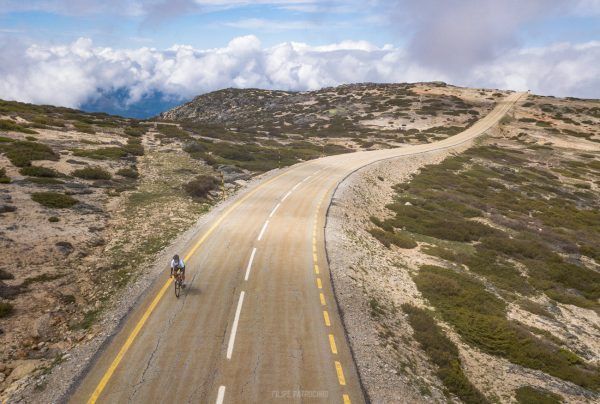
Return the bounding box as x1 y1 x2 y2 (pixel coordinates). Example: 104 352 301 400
70 92 524 404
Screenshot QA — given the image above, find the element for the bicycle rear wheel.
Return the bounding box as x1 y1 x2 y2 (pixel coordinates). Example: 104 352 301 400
174 277 181 298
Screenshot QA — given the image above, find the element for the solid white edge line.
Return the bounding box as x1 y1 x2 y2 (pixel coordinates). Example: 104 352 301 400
244 248 257 281
257 220 269 241
281 190 292 202
227 291 245 360
269 202 281 218
216 385 225 404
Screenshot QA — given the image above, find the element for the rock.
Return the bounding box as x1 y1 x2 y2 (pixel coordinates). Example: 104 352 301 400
233 179 247 187
0 204 16 213
404 201 412 206
0 372 4 383
33 313 53 340
5 360 40 384
55 241 74 255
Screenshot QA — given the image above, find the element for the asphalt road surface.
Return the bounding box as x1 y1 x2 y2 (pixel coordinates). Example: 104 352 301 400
70 92 524 404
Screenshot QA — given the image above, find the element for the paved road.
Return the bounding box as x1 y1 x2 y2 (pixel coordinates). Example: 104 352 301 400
70 92 523 404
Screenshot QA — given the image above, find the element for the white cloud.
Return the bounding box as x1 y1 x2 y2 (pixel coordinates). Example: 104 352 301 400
0 35 597 111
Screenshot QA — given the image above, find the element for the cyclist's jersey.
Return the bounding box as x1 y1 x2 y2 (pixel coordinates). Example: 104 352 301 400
171 258 186 270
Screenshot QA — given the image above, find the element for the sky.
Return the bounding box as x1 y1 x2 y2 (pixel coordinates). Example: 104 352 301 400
0 0 599 117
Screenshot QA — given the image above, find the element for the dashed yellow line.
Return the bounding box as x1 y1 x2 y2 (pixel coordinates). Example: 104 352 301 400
316 278 322 289
335 361 346 386
343 394 351 404
314 264 319 274
313 253 318 262
319 293 326 306
329 334 338 354
323 310 330 326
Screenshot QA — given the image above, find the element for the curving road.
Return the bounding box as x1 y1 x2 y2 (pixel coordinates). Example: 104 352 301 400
69 92 524 404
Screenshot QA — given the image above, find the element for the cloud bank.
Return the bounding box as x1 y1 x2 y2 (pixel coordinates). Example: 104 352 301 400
0 35 598 114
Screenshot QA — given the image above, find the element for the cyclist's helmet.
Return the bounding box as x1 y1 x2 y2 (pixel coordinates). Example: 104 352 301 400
173 254 179 261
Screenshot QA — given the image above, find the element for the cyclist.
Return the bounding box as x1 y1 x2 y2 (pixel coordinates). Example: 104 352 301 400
170 254 186 286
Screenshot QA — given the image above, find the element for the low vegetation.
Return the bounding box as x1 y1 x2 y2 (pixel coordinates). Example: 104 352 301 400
0 301 14 318
183 175 220 200
31 192 78 208
0 140 59 166
0 118 37 134
72 166 112 180
515 386 562 404
0 167 10 183
402 304 488 403
19 165 62 178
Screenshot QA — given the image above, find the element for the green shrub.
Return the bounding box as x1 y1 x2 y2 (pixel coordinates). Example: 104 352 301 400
31 192 78 208
124 126 146 137
156 124 190 139
414 265 600 390
26 177 64 184
515 386 562 404
19 165 61 177
183 175 220 200
116 167 139 178
48 216 60 222
72 166 111 180
402 304 488 404
368 228 417 249
73 121 95 134
0 118 37 134
0 167 10 183
0 140 59 166
0 302 14 318
123 137 144 156
72 147 127 160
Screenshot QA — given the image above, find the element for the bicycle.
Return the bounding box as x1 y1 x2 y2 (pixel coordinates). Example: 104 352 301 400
173 268 184 298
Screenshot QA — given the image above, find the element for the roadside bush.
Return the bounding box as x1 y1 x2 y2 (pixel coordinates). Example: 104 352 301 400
48 216 60 222
402 304 488 404
72 166 112 180
0 301 14 318
123 137 144 156
368 228 417 249
156 124 190 140
19 165 61 178
0 140 59 166
0 118 37 134
515 386 562 404
183 175 220 200
31 192 78 208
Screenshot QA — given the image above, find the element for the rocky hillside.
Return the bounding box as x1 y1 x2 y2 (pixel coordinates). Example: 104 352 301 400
326 93 600 403
160 82 503 150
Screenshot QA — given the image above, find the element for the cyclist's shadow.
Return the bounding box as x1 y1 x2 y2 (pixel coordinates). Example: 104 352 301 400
183 284 201 296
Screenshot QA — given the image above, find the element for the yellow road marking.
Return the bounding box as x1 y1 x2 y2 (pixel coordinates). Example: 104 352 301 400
320 293 326 306
316 278 322 289
329 334 338 354
87 170 291 403
312 245 317 254
343 394 351 404
323 310 330 326
335 361 346 386
314 264 319 274
313 253 318 262
87 279 172 403
312 236 316 244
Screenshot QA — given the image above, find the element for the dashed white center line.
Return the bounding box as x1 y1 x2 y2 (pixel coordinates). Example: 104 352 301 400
244 248 257 281
269 202 281 218
216 385 226 404
227 291 245 360
281 190 292 202
257 220 269 241
291 182 300 191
